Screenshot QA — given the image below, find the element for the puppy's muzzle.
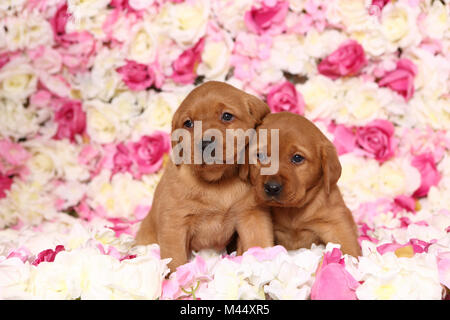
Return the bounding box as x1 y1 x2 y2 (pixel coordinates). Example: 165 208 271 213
264 181 282 197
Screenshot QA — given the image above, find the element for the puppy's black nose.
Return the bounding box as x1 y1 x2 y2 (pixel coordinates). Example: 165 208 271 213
201 140 213 151
264 181 282 196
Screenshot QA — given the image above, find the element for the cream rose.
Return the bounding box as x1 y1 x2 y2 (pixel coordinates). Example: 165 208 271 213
0 58 37 101
197 33 233 81
0 97 43 140
158 0 209 47
270 34 308 75
85 100 120 144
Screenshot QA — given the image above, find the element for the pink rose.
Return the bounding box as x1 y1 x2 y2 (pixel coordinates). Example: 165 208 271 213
318 40 367 80
355 119 396 162
116 60 155 91
0 174 13 199
171 37 205 84
131 131 170 177
58 31 96 73
378 58 417 101
411 153 441 198
244 0 289 35
266 81 305 115
53 99 87 142
50 3 70 40
0 52 11 70
332 124 357 155
112 143 133 175
311 248 359 300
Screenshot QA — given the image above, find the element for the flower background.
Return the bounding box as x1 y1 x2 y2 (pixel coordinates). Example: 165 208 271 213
1 0 450 299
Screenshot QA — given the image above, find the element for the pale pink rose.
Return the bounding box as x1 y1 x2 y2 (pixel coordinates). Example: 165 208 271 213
171 37 205 84
0 140 30 176
244 0 289 35
318 40 367 80
131 131 170 176
53 99 87 142
230 54 259 81
411 153 441 198
116 60 155 91
378 58 417 101
437 252 450 290
32 245 65 266
332 124 357 155
0 174 13 199
243 245 287 261
355 119 396 162
58 31 96 73
266 81 305 115
30 90 52 108
234 32 272 60
311 248 359 300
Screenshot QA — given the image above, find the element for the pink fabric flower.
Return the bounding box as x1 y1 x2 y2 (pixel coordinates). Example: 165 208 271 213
266 81 305 115
130 131 170 177
7 246 31 263
355 119 396 162
378 59 417 101
311 248 359 300
411 153 441 198
171 37 205 84
243 245 287 261
0 174 13 199
244 0 289 35
32 245 65 266
318 40 367 80
116 60 155 91
53 99 86 142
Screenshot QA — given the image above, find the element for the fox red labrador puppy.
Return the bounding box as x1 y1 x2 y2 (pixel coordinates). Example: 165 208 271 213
243 112 361 257
135 81 274 270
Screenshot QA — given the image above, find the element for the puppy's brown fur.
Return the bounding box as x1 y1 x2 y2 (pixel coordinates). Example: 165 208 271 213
135 81 274 271
244 112 361 257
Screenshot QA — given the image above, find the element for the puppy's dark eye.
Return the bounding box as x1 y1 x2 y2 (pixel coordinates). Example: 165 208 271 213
291 154 305 164
183 119 193 128
221 112 234 122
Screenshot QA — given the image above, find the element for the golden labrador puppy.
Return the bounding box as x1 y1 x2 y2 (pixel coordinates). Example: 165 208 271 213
243 112 361 257
135 81 274 270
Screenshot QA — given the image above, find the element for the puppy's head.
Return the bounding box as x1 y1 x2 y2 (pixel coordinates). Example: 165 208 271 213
171 81 270 182
247 112 341 207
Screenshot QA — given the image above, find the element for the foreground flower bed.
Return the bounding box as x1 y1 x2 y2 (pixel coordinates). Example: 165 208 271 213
0 0 449 299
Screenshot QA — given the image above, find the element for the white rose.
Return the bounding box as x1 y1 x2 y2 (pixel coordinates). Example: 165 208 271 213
408 94 450 130
380 2 421 49
0 257 32 299
109 255 169 299
133 90 185 135
66 9 108 40
0 0 27 14
129 0 155 11
297 75 341 120
0 58 37 101
159 0 209 47
420 0 449 40
85 100 121 144
211 0 253 37
87 170 154 219
336 78 390 126
351 28 395 57
270 34 308 75
0 97 45 140
303 29 348 59
378 158 421 198
67 0 110 20
4 15 53 50
0 180 58 228
197 32 233 81
126 22 158 64
326 0 377 32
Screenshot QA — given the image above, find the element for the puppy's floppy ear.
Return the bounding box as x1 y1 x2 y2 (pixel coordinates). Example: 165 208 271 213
321 142 341 195
245 94 270 126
